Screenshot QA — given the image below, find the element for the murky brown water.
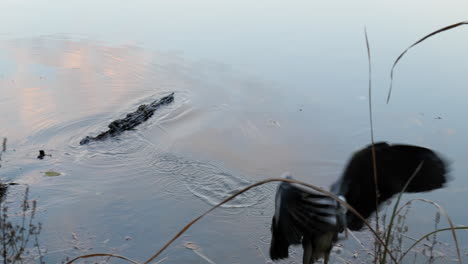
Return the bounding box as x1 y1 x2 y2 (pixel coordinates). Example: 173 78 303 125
1 2 468 263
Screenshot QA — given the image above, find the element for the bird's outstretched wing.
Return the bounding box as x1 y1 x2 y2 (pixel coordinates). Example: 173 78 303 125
270 176 342 260
331 142 450 230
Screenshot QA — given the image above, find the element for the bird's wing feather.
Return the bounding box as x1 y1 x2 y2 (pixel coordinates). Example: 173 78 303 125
332 142 450 231
270 181 339 260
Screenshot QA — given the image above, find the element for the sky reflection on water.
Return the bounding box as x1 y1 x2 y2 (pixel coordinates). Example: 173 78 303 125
1 1 468 263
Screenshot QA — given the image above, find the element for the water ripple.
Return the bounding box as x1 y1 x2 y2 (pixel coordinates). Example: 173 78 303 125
152 153 275 208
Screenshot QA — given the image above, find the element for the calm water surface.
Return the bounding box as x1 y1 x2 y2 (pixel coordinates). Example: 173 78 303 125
1 1 468 263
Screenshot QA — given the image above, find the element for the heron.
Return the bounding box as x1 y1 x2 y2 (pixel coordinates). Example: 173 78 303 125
269 142 449 264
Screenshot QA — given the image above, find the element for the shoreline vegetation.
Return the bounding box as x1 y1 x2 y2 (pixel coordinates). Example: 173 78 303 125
1 21 468 263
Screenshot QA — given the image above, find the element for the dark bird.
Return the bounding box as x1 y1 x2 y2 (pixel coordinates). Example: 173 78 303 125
269 142 449 264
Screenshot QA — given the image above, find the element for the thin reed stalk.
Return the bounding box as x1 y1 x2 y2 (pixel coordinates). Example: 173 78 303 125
395 198 462 263
380 161 423 264
65 253 141 264
365 28 383 263
399 226 468 261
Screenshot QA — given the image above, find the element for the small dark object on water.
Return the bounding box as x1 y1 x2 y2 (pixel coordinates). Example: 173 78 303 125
270 142 450 264
80 92 174 145
37 150 48 159
37 150 45 159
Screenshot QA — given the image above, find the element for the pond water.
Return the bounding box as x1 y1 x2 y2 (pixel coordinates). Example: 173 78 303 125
1 1 468 263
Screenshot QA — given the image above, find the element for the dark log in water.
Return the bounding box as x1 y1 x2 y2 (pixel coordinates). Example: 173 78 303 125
80 92 174 145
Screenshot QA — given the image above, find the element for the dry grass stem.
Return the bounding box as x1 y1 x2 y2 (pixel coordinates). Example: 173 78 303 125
387 21 468 103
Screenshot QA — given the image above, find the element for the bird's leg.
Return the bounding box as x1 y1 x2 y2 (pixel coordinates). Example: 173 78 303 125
302 238 313 264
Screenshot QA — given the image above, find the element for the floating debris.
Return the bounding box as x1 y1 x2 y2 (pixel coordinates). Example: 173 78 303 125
37 150 45 159
37 150 52 159
44 171 61 177
184 241 216 264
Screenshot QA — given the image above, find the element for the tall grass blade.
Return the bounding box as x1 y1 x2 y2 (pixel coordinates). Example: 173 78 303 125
365 28 380 218
381 161 423 264
365 28 383 263
66 253 141 264
387 21 468 103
